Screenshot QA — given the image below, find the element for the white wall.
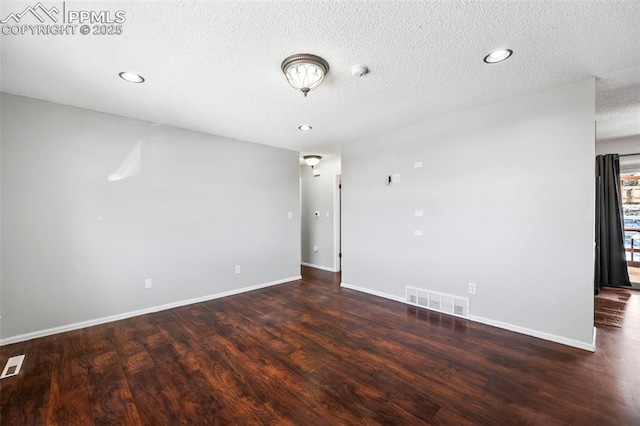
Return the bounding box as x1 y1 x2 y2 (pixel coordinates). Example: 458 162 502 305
341 79 596 348
596 136 640 173
301 157 341 271
0 94 301 342
596 135 640 156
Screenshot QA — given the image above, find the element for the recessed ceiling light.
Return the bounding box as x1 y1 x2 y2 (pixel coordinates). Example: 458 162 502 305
483 49 513 64
119 71 145 83
298 125 312 131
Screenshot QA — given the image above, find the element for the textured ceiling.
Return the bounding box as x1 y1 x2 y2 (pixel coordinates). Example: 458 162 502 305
596 66 640 143
1 1 639 153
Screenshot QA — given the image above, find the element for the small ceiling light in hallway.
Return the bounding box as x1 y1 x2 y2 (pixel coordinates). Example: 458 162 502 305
303 155 322 168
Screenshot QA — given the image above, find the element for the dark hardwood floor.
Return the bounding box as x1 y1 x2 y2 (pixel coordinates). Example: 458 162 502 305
1 267 639 425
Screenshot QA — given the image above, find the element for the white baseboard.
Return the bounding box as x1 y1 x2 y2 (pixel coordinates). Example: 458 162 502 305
341 282 596 352
469 315 596 352
302 262 338 273
340 282 405 303
0 275 301 346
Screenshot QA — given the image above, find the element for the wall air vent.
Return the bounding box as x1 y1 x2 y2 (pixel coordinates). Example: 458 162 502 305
406 286 469 318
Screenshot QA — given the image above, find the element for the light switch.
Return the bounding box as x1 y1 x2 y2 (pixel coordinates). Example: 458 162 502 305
325 211 330 218
414 230 424 236
414 210 423 217
414 162 423 168
288 211 293 219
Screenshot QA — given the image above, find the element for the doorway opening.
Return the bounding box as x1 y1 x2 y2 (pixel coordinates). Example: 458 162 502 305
334 174 342 272
299 156 342 273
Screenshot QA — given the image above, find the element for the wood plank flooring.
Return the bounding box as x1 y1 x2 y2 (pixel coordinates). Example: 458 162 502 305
595 286 632 329
1 267 639 425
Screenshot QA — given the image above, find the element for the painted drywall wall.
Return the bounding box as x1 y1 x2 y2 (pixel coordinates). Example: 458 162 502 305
596 137 640 173
341 79 596 347
596 136 640 156
0 94 301 341
301 157 341 271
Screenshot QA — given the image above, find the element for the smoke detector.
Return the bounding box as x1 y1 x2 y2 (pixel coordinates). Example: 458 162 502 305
351 65 368 77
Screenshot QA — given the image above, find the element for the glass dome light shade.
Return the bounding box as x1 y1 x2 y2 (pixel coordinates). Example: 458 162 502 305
281 54 329 97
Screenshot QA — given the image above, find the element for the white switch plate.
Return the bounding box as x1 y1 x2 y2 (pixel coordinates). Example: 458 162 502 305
414 210 423 217
392 174 401 183
468 282 477 295
414 230 424 236
235 265 241 274
325 211 330 218
288 211 293 219
145 278 152 289
414 162 423 168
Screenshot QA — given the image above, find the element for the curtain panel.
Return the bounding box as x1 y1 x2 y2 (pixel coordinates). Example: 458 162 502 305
594 154 631 294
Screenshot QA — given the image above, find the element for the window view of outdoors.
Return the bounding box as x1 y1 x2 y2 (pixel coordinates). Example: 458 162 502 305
621 173 640 264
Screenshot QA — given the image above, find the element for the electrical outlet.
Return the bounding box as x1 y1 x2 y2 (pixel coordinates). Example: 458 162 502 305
468 282 477 295
235 265 241 274
392 174 401 183
414 162 423 168
145 278 152 289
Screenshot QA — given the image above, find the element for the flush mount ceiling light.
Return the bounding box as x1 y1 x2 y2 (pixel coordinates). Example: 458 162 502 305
119 71 145 83
298 125 312 131
483 49 513 64
281 54 329 97
303 155 322 168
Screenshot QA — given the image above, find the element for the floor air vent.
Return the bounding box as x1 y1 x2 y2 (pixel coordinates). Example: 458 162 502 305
406 286 469 318
1 355 25 379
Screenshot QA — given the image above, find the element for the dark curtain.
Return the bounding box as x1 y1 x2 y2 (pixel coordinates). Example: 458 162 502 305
594 154 631 294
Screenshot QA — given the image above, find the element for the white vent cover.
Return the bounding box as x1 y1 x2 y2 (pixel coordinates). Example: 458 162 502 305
406 286 469 318
1 355 25 379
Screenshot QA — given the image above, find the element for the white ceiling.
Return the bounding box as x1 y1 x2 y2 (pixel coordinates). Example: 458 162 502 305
596 66 640 143
1 1 639 153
